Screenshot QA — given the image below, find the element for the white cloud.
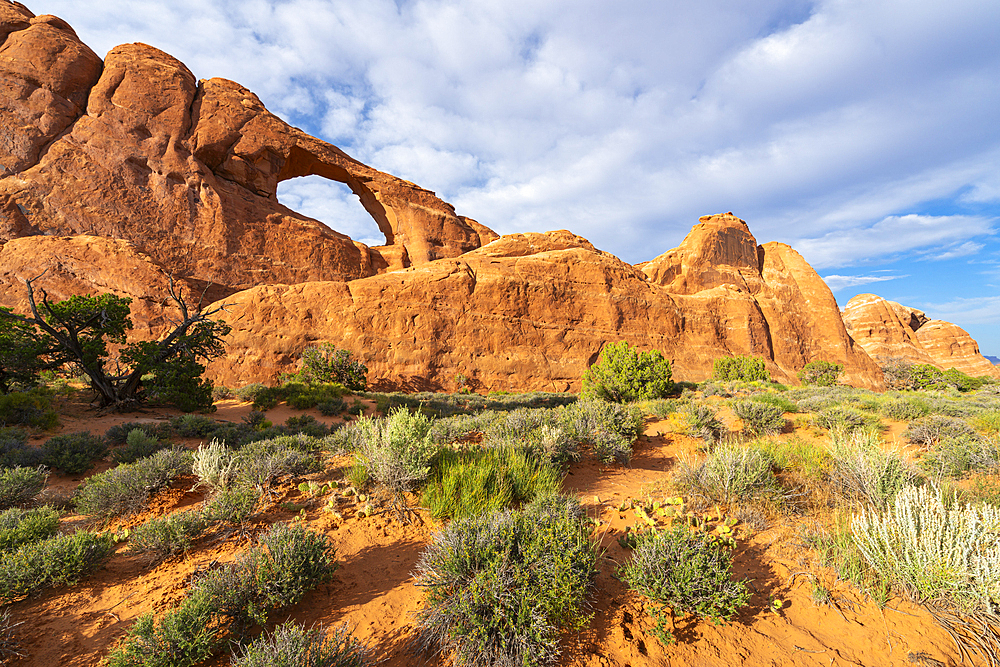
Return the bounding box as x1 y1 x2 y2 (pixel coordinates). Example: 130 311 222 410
916 241 985 262
276 176 385 247
822 274 906 292
914 296 1000 326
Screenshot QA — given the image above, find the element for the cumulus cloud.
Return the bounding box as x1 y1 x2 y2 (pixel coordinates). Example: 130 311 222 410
822 274 906 292
28 0 1000 267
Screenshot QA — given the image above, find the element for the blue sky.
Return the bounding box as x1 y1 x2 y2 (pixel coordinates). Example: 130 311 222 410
29 0 1000 356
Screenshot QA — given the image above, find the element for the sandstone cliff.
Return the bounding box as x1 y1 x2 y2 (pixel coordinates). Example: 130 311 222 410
0 2 496 293
843 294 1000 379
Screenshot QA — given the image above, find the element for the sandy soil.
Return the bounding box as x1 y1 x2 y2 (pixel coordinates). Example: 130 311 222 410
4 397 966 667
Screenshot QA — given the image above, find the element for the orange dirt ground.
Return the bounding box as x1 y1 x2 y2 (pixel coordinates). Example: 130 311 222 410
6 396 965 667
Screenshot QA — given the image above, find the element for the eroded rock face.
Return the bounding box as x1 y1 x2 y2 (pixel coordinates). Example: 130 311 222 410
843 294 1000 378
208 220 885 391
0 16 496 291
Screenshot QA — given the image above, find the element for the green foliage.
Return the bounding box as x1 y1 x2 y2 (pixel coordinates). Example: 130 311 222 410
0 388 58 429
354 408 437 492
0 506 60 552
318 397 346 416
41 431 108 474
284 415 330 437
972 411 1000 435
295 344 368 391
878 396 932 421
757 437 831 482
851 485 1000 612
105 524 335 667
0 428 43 469
620 525 750 633
73 447 193 519
231 622 370 667
414 496 598 667
797 360 843 387
904 415 977 448
581 341 673 403
683 401 725 444
170 414 218 438
920 435 1000 479
202 487 259 525
128 511 206 562
731 399 786 437
105 421 172 445
113 428 168 464
712 355 769 383
558 399 643 465
0 307 52 393
829 430 917 508
421 447 561 520
366 391 576 418
0 530 113 603
672 443 780 505
814 405 883 433
746 393 799 414
0 466 46 510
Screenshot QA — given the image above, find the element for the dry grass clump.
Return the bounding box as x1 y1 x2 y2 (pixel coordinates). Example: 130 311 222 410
671 442 781 506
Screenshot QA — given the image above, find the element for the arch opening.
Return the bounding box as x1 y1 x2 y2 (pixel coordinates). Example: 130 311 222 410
276 174 387 248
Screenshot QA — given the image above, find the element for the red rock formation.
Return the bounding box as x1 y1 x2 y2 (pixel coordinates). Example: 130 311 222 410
0 5 496 291
207 220 886 392
843 294 1000 379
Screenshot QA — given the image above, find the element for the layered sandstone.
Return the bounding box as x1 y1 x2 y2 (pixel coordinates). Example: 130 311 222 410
843 294 1000 378
208 219 885 391
0 3 496 291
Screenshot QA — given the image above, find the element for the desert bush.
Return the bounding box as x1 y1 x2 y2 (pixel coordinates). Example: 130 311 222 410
128 511 206 561
904 415 978 448
852 484 1000 611
0 505 60 552
0 428 42 469
318 397 347 416
527 424 580 466
202 487 259 525
193 440 240 491
814 405 882 433
238 439 318 490
295 345 368 391
581 341 673 403
0 466 46 510
829 430 917 508
620 526 750 642
757 437 831 482
746 393 799 414
284 383 350 411
637 398 679 420
421 447 561 520
972 410 1000 435
353 408 436 492
234 383 269 403
0 388 58 429
170 414 218 438
483 407 554 443
731 399 785 437
558 399 643 465
106 422 168 446
879 396 932 421
0 607 23 662
672 443 779 505
920 435 1000 479
231 621 370 667
74 447 193 520
41 431 107 474
683 401 725 444
367 390 576 418
0 530 113 603
712 356 769 383
113 428 168 464
797 360 842 387
414 496 597 667
106 523 335 667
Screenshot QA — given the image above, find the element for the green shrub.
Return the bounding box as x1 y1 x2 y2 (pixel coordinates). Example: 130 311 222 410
106 421 171 445
74 447 193 519
746 393 799 414
558 399 643 465
683 401 725 444
920 435 1000 479
354 408 436 492
904 415 978 448
712 356 769 383
0 466 46 510
128 511 206 562
672 443 779 505
852 484 1000 611
238 439 318 490
288 383 349 411
879 396 932 421
0 506 60 551
620 526 750 641
170 414 218 438
757 437 830 482
0 428 43 469
318 397 346 416
527 424 580 466
234 383 269 403
422 447 561 520
296 344 368 391
731 399 785 437
231 621 370 667
284 415 330 437
814 405 882 433
0 388 58 429
106 524 335 667
829 430 917 508
113 428 168 464
581 341 673 403
202 487 259 525
797 360 842 387
41 431 108 474
0 530 113 603
972 411 1000 435
414 496 597 667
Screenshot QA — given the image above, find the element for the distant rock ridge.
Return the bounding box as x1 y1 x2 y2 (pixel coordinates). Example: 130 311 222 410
1 4 893 392
842 294 1000 379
